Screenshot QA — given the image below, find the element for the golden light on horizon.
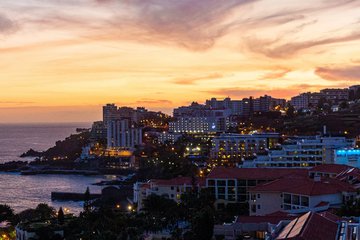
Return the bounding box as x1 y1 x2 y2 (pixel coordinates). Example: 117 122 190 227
1 0 360 122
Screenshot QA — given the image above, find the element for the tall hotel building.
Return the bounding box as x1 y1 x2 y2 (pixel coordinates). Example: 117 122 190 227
107 119 142 149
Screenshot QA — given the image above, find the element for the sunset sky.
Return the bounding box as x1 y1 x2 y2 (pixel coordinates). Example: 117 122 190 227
1 0 360 123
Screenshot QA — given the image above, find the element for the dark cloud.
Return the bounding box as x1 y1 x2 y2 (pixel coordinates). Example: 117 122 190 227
102 0 258 50
0 14 17 33
173 73 223 85
315 65 360 81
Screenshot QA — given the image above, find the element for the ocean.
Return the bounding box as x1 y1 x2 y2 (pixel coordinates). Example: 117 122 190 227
0 122 91 163
0 123 106 214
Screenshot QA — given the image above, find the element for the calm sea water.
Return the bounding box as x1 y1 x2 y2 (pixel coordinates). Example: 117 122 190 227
0 122 90 163
0 123 108 214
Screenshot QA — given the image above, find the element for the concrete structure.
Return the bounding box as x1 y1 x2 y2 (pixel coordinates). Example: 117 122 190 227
157 132 182 144
103 103 119 126
290 93 310 110
107 119 142 148
250 136 355 168
133 177 205 211
210 133 280 166
206 167 307 208
248 176 356 216
320 88 349 102
335 149 360 168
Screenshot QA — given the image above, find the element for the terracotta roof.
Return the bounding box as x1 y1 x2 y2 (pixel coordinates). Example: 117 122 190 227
276 211 339 240
151 177 205 187
207 167 308 180
309 164 351 174
315 201 329 207
318 211 341 222
237 215 296 225
250 176 356 196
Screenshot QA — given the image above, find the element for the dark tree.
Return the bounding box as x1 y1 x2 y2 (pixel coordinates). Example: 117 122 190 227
58 207 65 225
35 203 56 220
0 204 14 222
286 104 295 118
192 206 215 240
83 187 91 213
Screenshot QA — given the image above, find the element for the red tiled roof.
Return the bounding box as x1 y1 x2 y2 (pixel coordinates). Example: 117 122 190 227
276 211 339 240
151 177 205 187
309 164 350 174
315 201 329 207
207 167 308 180
250 176 356 196
318 211 341 222
237 215 296 224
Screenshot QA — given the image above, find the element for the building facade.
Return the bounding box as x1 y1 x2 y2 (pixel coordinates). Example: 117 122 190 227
210 133 280 166
107 119 142 149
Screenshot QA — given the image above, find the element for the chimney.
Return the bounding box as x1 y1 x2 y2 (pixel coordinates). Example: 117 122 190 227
323 125 327 136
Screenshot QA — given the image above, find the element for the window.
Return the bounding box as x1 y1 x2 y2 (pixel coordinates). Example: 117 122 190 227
292 195 300 205
257 205 261 209
248 180 256 186
238 187 247 193
228 180 235 186
208 180 215 186
228 195 236 201
257 194 261 199
301 196 309 207
218 187 225 194
217 180 226 186
284 194 291 204
251 204 257 213
171 186 174 190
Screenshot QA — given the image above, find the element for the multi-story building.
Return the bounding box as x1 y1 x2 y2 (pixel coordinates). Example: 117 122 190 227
173 102 210 118
308 92 324 108
157 132 182 144
290 93 310 110
169 117 216 133
349 85 360 100
320 88 349 103
206 167 307 208
248 175 356 216
334 149 360 168
210 133 280 165
90 121 107 141
250 136 355 168
133 177 205 211
103 103 119 127
253 95 286 112
107 119 142 149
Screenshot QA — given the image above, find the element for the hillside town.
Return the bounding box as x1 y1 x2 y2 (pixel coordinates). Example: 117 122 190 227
1 84 359 240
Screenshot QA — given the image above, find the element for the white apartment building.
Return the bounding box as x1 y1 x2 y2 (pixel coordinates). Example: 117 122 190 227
290 93 310 110
107 119 142 149
169 117 220 133
251 136 355 168
206 167 307 208
210 133 280 165
248 176 356 216
157 132 182 144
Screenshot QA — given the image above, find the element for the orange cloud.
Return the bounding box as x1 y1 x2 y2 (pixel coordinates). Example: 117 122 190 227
315 65 360 81
173 73 223 85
